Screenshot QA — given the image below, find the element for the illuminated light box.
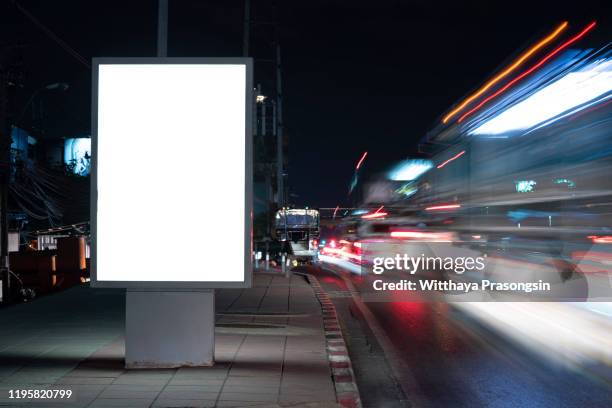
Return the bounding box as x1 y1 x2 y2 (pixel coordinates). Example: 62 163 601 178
91 58 253 288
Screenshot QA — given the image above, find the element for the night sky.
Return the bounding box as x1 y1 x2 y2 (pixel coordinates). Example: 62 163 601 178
1 0 609 208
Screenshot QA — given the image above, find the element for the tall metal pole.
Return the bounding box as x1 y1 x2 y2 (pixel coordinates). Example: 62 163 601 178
275 43 284 207
157 0 168 57
254 84 260 138
0 52 11 295
261 97 266 135
242 0 250 57
271 98 277 217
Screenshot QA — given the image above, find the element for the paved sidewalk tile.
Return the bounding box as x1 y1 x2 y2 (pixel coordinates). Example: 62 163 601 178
0 273 339 407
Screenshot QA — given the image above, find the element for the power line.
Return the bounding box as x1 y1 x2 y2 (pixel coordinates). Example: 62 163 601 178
12 0 90 69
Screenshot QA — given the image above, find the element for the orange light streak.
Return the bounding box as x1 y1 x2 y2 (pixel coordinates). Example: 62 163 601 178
458 21 597 123
442 21 568 124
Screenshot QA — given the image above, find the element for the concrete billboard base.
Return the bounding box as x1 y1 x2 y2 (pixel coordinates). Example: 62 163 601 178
125 289 215 368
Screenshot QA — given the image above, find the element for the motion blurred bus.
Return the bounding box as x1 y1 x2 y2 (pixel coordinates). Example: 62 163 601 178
410 46 612 281
274 208 320 263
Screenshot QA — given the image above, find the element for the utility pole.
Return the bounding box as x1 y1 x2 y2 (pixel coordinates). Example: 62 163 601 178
0 55 8 277
0 47 18 300
275 43 284 207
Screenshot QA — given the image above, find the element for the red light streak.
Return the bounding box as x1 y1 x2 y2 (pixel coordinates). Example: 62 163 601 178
390 230 454 242
442 21 568 124
323 246 362 261
356 151 368 170
425 204 461 211
458 21 597 123
361 205 386 219
588 235 612 244
436 150 466 169
361 211 388 219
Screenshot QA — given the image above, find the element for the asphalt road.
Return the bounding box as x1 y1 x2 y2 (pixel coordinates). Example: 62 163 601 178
303 263 612 408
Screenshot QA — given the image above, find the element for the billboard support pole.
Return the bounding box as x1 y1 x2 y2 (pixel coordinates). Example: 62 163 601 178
123 0 216 368
157 0 168 58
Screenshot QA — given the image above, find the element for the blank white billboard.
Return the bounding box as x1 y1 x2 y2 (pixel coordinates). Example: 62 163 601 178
91 59 252 288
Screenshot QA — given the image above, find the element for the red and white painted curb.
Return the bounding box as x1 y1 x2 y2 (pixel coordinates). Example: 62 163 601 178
308 274 362 408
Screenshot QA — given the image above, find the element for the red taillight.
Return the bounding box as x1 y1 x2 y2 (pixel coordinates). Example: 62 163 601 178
425 204 461 211
361 212 388 219
588 235 612 244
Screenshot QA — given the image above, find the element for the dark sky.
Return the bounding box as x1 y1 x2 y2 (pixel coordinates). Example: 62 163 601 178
1 0 609 208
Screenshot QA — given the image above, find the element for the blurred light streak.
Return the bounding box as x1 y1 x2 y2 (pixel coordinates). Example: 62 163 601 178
442 21 568 123
516 180 537 193
436 150 466 169
472 58 611 135
425 204 461 211
454 302 612 367
356 151 368 170
389 159 433 181
321 246 361 262
348 173 359 194
523 92 612 135
554 178 576 188
576 303 612 318
459 21 598 124
588 235 612 244
333 205 339 219
362 211 388 219
319 254 363 274
390 230 454 242
395 182 418 198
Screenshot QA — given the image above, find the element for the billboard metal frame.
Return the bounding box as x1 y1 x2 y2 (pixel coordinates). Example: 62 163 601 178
90 57 253 289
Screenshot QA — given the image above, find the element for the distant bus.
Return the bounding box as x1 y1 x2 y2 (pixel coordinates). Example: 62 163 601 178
275 208 320 263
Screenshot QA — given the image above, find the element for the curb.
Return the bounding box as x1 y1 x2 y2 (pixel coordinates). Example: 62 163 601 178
307 274 362 408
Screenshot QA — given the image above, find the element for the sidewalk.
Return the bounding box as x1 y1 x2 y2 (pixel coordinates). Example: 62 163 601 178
0 272 343 408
